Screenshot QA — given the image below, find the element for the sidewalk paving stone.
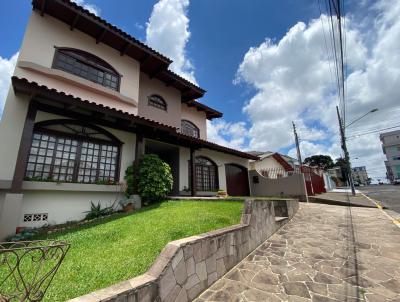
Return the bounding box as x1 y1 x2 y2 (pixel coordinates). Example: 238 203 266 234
195 203 400 302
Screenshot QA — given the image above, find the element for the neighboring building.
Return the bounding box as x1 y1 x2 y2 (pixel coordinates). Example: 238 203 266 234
249 151 299 178
0 0 257 238
351 166 370 185
380 130 400 182
327 167 346 187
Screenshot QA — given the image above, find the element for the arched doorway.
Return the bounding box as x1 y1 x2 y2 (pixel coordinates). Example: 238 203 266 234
189 156 219 192
225 164 250 196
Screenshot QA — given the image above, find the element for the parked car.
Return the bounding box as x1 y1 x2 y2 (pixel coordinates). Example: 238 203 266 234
393 179 400 185
353 181 360 187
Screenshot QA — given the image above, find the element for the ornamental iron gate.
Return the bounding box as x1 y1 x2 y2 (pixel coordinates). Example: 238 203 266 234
0 240 69 302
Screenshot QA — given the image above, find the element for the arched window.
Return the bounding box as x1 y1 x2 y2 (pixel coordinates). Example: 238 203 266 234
53 48 120 91
189 156 218 191
148 94 167 111
25 120 121 184
181 120 200 138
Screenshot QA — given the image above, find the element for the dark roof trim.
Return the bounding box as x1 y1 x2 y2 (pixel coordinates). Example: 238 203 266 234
11 77 258 160
272 153 294 171
31 0 206 102
186 100 223 120
175 132 258 160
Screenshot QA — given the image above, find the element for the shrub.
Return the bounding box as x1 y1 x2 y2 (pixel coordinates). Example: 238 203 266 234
84 201 114 220
138 154 173 203
124 164 138 197
6 228 39 242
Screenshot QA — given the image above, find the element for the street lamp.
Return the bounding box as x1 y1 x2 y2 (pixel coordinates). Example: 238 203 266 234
346 108 379 128
336 107 379 196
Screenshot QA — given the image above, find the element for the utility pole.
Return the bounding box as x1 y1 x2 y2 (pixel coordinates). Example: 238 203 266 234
292 121 302 166
336 106 356 196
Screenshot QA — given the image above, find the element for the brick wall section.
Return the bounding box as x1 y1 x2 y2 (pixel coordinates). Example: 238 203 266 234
69 199 299 302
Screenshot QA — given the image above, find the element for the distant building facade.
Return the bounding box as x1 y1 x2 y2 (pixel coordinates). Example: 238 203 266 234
380 130 400 182
327 167 346 187
351 166 369 185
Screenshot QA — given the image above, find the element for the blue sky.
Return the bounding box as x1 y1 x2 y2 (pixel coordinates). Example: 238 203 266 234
0 0 399 180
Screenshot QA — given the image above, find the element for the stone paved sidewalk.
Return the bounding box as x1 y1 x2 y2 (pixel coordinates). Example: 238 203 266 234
195 203 400 302
309 192 377 208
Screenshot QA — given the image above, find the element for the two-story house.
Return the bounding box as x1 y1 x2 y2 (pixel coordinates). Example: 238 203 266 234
0 0 257 239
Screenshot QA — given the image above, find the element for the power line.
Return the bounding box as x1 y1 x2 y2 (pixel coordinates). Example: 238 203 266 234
327 0 343 112
348 120 400 135
347 124 400 139
317 0 341 107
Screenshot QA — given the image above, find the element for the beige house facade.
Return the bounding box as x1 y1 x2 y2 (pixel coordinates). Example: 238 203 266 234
0 0 257 239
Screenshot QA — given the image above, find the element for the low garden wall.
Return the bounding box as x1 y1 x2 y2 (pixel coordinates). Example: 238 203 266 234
69 198 299 302
249 170 308 202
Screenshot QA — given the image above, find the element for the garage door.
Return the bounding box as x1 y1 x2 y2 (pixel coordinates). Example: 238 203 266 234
225 164 250 196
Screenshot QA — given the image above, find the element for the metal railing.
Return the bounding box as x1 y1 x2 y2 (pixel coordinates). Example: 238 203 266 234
0 240 69 302
258 167 302 179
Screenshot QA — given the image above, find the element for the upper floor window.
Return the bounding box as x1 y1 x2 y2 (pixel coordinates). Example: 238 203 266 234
53 48 120 91
148 95 167 111
181 120 199 138
25 120 122 184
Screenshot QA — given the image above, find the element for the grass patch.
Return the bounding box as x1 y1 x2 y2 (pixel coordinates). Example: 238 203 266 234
34 200 243 301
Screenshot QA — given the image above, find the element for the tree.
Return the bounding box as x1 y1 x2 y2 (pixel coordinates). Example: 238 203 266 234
334 157 348 182
303 155 334 170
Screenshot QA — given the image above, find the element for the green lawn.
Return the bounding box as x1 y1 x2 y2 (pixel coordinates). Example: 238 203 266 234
37 200 243 301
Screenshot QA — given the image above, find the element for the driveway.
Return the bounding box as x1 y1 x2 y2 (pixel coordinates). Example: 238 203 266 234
195 203 400 302
359 185 400 214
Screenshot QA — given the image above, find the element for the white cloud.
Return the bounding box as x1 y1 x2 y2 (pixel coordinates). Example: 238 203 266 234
145 0 196 84
71 0 100 16
207 120 248 151
233 0 400 179
236 15 366 151
0 52 18 119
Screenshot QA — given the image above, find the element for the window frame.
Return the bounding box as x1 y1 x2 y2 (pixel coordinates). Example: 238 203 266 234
52 47 121 91
148 94 167 111
181 119 200 138
25 120 122 184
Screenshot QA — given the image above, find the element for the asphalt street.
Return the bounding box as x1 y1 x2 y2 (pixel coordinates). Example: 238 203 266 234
359 184 400 213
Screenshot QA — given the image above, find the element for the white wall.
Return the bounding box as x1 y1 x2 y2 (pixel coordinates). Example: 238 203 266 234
20 190 123 227
179 147 190 191
138 72 182 129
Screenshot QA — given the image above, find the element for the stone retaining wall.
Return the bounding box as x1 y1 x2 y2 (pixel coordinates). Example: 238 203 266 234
70 199 299 302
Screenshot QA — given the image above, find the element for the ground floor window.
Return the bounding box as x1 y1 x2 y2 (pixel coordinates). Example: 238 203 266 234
25 120 121 184
189 156 218 191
